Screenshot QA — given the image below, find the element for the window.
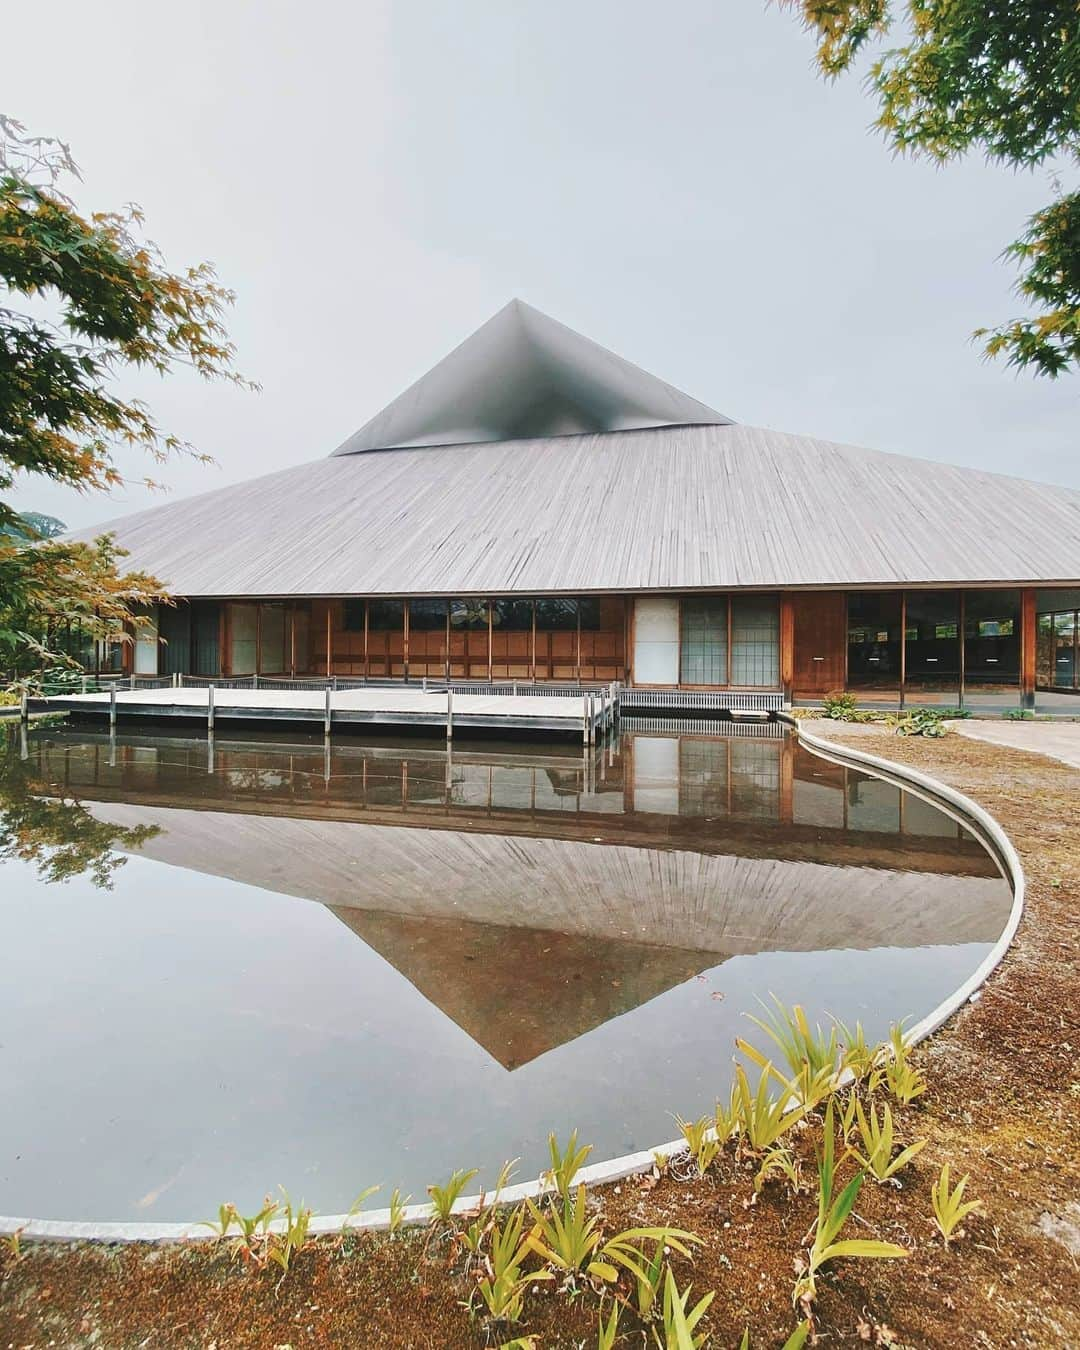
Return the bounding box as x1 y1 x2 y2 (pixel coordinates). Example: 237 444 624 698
680 597 727 684
905 591 960 706
535 598 578 630
368 600 404 632
491 599 533 630
449 599 489 630
731 596 779 687
963 590 1020 709
408 599 447 630
343 600 365 633
847 592 901 700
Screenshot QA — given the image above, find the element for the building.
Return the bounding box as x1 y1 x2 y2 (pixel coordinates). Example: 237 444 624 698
77 300 1080 712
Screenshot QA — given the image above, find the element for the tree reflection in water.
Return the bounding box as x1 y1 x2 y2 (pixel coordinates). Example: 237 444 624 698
0 725 159 887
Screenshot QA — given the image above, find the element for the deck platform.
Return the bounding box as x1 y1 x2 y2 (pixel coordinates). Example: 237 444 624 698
28 685 615 741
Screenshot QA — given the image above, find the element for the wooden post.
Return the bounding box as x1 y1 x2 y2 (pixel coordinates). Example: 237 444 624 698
1021 587 1037 709
130 673 136 691
81 675 87 695
403 599 410 683
779 595 795 706
207 682 215 733
446 688 453 741
109 682 117 731
20 688 28 723
324 683 332 736
326 604 333 679
899 592 907 709
779 735 794 826
364 599 370 680
582 696 589 745
487 601 493 684
207 732 215 775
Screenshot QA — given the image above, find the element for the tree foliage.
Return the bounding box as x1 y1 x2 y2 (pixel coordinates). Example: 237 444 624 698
782 1 1080 376
0 725 160 887
0 115 251 682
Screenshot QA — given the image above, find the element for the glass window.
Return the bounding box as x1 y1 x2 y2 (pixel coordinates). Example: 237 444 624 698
1035 609 1080 711
491 599 533 630
847 592 901 702
449 598 490 631
342 600 365 633
259 603 286 674
1052 612 1077 689
731 595 779 687
229 602 257 676
905 591 960 707
963 590 1020 710
368 599 405 632
535 598 578 630
408 599 447 630
680 597 728 685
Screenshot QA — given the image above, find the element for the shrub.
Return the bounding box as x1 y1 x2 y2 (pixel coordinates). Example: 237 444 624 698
822 690 859 720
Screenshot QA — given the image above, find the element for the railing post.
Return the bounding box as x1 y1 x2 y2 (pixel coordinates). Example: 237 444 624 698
324 683 332 737
207 682 215 734
109 682 117 731
446 688 454 741
20 688 28 723
253 672 258 689
130 673 136 691
81 675 88 695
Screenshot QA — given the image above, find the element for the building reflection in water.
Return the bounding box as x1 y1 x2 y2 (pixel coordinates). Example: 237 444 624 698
20 724 1011 1070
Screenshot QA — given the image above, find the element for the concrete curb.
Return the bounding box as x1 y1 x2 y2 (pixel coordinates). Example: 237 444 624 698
0 719 1025 1245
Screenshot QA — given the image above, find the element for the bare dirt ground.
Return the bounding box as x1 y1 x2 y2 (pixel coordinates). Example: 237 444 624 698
2 726 1077 1348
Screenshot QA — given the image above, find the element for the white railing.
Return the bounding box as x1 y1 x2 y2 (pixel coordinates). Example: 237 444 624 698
621 688 783 712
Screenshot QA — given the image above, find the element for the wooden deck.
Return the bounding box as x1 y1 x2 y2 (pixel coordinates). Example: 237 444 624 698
29 685 616 741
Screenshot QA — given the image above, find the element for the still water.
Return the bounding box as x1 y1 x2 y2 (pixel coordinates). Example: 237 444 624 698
0 721 1012 1222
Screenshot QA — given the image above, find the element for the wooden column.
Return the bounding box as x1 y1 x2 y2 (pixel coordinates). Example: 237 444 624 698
403 600 410 682
1021 587 1037 709
899 592 907 709
221 603 230 677
779 595 795 705
778 736 794 825
575 602 582 684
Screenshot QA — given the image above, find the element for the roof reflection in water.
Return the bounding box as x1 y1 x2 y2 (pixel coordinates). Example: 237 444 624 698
21 724 1011 1070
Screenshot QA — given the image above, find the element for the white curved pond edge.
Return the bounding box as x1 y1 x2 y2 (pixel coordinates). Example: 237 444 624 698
1 718 1025 1246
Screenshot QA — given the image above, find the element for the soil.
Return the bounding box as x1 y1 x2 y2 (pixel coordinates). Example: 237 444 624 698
2 726 1078 1348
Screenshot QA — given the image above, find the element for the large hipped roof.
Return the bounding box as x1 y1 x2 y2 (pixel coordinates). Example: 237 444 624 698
76 421 1080 596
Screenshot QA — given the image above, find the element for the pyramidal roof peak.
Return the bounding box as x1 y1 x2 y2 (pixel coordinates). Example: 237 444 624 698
332 299 731 455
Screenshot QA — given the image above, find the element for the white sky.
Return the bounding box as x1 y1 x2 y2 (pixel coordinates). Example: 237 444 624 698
6 0 1077 531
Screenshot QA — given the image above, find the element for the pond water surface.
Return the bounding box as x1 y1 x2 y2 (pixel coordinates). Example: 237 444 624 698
0 721 1012 1222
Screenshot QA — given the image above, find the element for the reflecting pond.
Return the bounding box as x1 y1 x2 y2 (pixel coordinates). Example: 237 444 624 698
0 721 1012 1222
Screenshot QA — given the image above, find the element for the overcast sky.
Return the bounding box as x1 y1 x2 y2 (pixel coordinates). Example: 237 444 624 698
6 0 1077 530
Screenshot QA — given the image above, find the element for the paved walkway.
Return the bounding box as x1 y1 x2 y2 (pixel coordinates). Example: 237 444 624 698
955 719 1080 771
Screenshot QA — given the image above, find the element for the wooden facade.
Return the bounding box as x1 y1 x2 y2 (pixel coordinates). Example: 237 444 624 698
118 583 1063 713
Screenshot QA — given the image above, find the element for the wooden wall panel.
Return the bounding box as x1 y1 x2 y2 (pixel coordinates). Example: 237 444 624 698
792 592 846 698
